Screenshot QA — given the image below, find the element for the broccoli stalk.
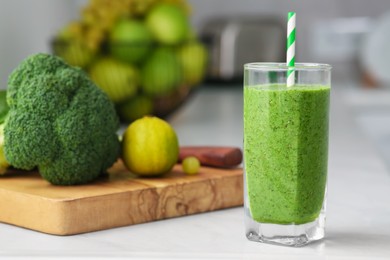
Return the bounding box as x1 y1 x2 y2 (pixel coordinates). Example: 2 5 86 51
3 53 121 185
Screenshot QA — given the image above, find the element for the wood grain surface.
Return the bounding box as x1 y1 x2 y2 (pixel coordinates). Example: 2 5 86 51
0 160 243 235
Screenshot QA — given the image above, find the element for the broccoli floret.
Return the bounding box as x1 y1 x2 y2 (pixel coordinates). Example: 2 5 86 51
4 53 121 185
0 90 9 124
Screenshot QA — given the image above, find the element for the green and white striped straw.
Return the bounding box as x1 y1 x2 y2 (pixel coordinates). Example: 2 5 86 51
287 12 296 87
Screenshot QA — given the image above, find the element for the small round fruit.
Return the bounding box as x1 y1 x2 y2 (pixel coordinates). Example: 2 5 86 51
89 58 139 103
182 156 200 175
122 116 179 176
117 95 153 122
109 19 153 64
146 3 189 45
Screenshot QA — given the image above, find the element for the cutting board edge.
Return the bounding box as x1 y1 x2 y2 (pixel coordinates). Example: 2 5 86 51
57 173 243 236
0 169 244 236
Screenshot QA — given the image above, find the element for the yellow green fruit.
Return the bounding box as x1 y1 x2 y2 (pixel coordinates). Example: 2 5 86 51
146 3 189 45
129 0 158 17
54 22 97 68
89 58 139 103
141 47 182 96
122 116 179 176
53 41 96 68
117 95 153 122
109 19 153 64
182 156 200 175
177 41 208 86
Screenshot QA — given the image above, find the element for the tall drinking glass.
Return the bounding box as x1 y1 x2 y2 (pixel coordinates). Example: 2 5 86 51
243 63 331 246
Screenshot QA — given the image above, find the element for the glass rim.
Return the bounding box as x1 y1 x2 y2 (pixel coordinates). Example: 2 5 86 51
244 62 332 71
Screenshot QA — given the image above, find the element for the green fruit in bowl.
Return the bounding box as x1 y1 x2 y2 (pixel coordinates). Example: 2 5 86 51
117 95 153 122
109 19 153 64
53 22 97 68
89 58 139 103
177 41 208 86
141 47 182 96
53 40 96 68
146 3 189 45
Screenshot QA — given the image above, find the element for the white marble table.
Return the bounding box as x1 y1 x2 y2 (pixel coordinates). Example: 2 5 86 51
1 84 390 260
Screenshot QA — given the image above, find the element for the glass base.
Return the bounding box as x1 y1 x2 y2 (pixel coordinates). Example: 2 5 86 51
245 211 325 247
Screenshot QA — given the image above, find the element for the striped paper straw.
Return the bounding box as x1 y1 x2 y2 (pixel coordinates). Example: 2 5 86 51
287 12 296 87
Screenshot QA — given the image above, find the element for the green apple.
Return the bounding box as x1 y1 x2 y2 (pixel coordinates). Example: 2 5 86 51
141 47 182 96
177 41 208 86
117 95 153 122
89 58 139 103
146 4 189 45
109 19 153 64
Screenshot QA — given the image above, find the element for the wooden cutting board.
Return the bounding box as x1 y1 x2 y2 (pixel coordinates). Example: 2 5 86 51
0 160 243 236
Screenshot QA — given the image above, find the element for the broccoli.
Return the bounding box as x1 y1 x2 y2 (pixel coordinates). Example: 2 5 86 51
3 53 121 185
0 124 10 175
0 90 9 124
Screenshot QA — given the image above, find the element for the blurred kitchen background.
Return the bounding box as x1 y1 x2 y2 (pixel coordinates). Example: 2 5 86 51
1 0 390 88
2 0 390 158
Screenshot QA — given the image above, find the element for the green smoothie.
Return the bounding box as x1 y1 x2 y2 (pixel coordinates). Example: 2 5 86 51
244 84 330 224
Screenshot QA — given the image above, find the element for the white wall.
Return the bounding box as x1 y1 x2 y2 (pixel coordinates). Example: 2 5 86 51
188 0 390 62
0 0 78 88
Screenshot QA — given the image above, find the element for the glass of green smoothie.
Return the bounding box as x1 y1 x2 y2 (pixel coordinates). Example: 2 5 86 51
243 63 331 247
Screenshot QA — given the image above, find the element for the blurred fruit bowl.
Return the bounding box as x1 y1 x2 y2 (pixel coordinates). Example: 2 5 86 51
52 39 208 122
51 1 208 122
